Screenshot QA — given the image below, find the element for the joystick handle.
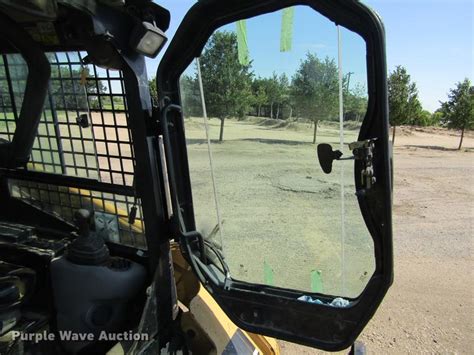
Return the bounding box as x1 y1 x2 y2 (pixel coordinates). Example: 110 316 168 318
68 209 109 265
74 209 92 238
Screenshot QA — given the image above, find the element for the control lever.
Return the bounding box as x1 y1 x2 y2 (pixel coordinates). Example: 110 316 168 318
67 209 109 265
74 209 92 238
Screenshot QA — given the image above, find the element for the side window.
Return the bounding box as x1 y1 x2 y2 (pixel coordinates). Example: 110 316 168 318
0 54 27 142
179 6 372 298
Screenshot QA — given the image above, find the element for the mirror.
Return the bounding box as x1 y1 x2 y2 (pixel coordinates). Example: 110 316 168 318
317 143 342 174
179 5 373 298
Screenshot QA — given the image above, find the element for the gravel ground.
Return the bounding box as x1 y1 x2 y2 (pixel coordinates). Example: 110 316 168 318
280 126 474 354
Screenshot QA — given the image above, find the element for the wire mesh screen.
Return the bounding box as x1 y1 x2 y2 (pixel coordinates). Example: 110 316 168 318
0 54 26 142
8 179 145 249
0 52 146 248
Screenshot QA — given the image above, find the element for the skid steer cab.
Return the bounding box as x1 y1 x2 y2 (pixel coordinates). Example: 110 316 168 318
0 0 392 354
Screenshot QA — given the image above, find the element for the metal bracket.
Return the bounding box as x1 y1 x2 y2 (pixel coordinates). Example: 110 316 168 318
349 138 377 190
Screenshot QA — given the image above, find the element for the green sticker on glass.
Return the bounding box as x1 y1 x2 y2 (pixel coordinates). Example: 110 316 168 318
311 269 323 293
280 7 295 52
236 20 250 65
263 261 274 286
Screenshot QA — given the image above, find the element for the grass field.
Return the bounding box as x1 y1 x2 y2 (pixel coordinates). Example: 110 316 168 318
185 116 374 298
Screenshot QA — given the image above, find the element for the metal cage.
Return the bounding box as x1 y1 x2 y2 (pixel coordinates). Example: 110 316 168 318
0 52 146 248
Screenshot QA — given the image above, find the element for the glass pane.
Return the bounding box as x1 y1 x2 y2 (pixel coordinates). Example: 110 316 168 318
180 5 372 298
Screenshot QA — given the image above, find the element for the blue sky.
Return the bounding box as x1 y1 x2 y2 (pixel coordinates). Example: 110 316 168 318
149 0 473 112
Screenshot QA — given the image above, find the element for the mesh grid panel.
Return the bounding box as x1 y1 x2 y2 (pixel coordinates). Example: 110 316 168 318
9 179 145 249
0 52 146 248
0 54 25 142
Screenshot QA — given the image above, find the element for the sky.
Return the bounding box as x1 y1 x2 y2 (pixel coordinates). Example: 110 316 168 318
149 0 473 113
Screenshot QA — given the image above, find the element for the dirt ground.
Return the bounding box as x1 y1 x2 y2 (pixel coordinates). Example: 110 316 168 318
280 126 474 354
187 118 373 298
184 118 473 354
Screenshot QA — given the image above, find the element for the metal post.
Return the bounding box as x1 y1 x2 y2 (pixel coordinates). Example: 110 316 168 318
47 83 67 175
337 26 346 295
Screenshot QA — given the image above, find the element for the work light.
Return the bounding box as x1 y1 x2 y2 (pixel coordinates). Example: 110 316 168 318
130 21 167 58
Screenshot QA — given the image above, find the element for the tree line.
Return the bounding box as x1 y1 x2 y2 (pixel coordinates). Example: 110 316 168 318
154 30 472 149
179 31 368 143
0 56 108 112
388 66 473 149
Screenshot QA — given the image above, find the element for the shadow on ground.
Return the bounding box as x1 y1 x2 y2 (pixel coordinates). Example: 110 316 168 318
186 137 313 146
403 144 474 152
240 138 312 146
186 137 346 146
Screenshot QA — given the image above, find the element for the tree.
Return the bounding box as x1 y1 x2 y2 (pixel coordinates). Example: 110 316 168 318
343 81 367 122
48 66 106 110
179 74 201 118
1 55 107 113
149 78 157 105
416 110 436 127
251 78 268 117
439 78 473 150
277 73 290 119
388 66 423 145
199 31 253 141
291 53 339 143
0 55 27 109
431 110 444 126
263 74 281 119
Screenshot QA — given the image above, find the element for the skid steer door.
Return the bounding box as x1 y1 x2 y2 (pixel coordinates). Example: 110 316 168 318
157 0 393 351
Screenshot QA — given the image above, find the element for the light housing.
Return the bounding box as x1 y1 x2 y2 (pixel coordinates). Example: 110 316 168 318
130 21 167 58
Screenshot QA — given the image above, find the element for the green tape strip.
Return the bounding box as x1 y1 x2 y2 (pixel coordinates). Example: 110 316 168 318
311 270 323 293
263 261 274 286
236 20 250 65
280 7 295 52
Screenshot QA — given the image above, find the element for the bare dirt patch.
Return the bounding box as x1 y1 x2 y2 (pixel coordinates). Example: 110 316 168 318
280 127 474 354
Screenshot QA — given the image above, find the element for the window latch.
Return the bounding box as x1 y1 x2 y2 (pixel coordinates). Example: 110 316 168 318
349 138 377 190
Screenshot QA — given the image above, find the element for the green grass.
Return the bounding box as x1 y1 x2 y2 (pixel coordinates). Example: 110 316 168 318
102 103 126 110
0 113 16 140
185 117 374 298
